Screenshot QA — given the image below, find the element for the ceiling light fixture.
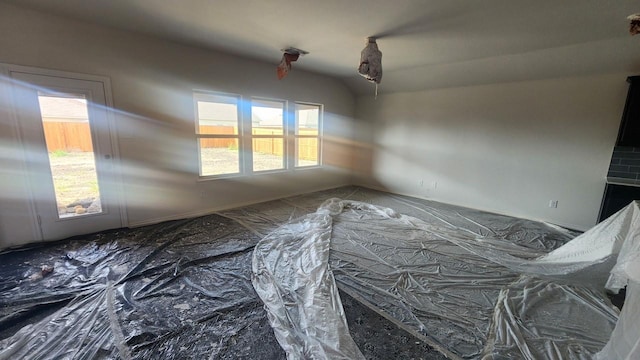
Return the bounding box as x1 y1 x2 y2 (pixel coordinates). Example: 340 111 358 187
358 37 383 97
629 14 640 36
277 47 309 80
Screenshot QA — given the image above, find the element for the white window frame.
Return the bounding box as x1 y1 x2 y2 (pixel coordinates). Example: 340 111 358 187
194 92 323 179
194 91 243 179
250 97 288 174
294 102 323 168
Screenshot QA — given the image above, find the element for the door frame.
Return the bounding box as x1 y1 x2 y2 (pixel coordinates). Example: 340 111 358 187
0 63 128 241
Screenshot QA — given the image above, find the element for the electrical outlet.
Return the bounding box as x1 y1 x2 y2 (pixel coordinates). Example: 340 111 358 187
548 200 558 208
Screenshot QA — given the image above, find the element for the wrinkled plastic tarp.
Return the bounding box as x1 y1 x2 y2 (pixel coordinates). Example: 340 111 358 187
252 203 365 359
2 186 636 359
0 216 285 360
250 194 639 359
0 186 452 360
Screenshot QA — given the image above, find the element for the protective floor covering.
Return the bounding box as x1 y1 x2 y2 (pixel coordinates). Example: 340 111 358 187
1 186 634 359
230 188 634 359
0 187 448 360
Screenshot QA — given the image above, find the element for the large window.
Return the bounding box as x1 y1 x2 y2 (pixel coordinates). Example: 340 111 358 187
295 103 321 167
194 92 322 178
252 99 285 172
194 93 241 176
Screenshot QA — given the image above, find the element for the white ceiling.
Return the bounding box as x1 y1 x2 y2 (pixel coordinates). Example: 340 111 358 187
5 0 640 94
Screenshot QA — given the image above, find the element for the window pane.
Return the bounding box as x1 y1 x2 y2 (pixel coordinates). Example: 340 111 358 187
199 138 239 176
196 95 239 135
296 137 319 167
296 103 319 136
38 94 103 218
253 137 284 172
252 99 284 135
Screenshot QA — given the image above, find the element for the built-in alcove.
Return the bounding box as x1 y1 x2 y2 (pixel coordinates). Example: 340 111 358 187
616 76 640 147
601 76 640 222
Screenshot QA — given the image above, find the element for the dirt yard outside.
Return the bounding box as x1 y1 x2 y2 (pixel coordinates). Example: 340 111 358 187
199 148 316 174
48 151 101 217
49 149 317 215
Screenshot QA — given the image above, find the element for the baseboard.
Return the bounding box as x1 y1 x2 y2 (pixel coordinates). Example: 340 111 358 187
127 181 353 228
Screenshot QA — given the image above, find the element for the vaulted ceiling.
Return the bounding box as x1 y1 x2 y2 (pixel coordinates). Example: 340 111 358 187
5 0 640 94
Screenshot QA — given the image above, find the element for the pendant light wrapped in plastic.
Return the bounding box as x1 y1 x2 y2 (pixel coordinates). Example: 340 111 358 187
358 37 382 84
276 47 308 80
358 37 382 98
630 14 640 36
277 53 299 79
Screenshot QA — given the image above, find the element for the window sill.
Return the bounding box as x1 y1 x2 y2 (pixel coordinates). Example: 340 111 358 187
197 173 243 182
196 165 324 181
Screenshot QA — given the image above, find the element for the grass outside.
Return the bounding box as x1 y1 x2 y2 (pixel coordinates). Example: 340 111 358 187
200 148 317 175
49 151 100 209
49 149 318 207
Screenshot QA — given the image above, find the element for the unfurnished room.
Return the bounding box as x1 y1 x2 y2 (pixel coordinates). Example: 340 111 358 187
0 1 639 359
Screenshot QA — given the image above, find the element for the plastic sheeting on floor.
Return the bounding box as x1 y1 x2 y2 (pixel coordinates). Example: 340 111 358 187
250 193 638 359
0 216 284 359
2 186 635 359
0 187 452 360
252 203 366 360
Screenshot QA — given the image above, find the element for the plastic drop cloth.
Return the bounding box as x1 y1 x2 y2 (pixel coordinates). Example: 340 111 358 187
0 216 285 359
0 186 450 360
249 190 640 359
252 204 365 359
2 186 636 359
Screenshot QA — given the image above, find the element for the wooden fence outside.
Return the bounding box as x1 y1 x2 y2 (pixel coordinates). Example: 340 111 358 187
43 122 318 161
43 121 94 152
199 126 318 161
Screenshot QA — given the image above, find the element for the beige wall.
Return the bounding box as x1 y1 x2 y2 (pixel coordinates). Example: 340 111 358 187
355 74 627 230
0 3 356 248
0 2 630 248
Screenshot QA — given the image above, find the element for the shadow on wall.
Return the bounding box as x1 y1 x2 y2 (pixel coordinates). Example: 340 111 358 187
349 140 389 192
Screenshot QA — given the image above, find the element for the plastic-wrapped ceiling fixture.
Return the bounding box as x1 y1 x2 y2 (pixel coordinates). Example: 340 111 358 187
629 14 640 36
277 47 308 80
277 53 299 80
358 37 382 84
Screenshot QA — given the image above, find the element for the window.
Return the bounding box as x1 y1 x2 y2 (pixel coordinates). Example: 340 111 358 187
295 103 321 167
194 93 241 176
251 99 285 172
194 92 322 178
